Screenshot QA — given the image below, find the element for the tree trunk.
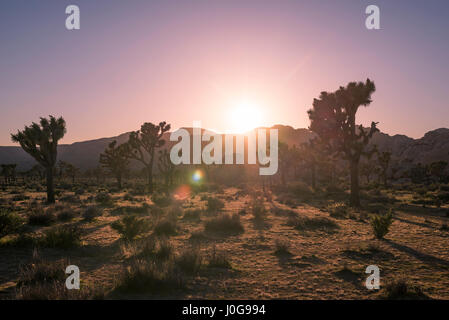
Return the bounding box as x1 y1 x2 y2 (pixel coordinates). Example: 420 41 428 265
349 159 360 207
46 166 55 204
116 173 122 189
311 163 316 189
147 165 154 194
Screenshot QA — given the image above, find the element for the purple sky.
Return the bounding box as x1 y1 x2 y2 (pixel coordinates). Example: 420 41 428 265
1 0 448 145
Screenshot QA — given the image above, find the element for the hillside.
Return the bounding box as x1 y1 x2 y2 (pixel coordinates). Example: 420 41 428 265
0 126 448 171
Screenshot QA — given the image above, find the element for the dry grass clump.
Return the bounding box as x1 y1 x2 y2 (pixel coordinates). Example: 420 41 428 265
287 215 339 233
274 238 291 256
207 246 232 269
250 196 267 220
27 206 56 226
204 213 244 235
382 278 428 300
111 215 151 241
42 225 82 249
82 206 103 221
15 251 104 300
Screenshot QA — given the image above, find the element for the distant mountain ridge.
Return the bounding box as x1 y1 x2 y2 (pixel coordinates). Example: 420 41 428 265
1 125 448 171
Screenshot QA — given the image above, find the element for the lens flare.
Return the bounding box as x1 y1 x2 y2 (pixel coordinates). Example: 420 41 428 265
192 169 203 182
173 184 191 200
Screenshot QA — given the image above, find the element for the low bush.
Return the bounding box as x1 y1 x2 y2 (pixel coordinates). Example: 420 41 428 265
0 210 23 237
27 207 56 226
204 213 244 235
82 206 102 221
111 215 151 241
287 216 339 233
42 225 82 249
206 197 225 212
370 210 394 239
151 192 172 207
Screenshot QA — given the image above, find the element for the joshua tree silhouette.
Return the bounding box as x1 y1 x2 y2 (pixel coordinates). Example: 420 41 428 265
11 116 66 203
99 140 129 188
308 79 378 206
123 121 171 194
158 148 176 192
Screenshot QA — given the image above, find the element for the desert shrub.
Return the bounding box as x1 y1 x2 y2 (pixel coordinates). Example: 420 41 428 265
15 254 103 299
74 188 85 196
175 247 203 275
206 197 225 212
276 193 298 207
0 210 23 237
12 193 30 202
151 192 172 207
95 192 112 204
82 206 102 221
129 184 146 196
436 191 449 204
123 193 135 202
27 207 56 226
274 239 291 255
370 210 394 239
59 194 81 204
207 247 231 269
0 233 39 248
204 213 244 235
154 218 178 236
111 215 151 241
148 204 164 218
111 204 149 215
42 225 82 249
250 197 267 220
136 237 174 261
115 259 183 294
383 279 428 300
287 216 339 233
183 208 202 221
189 230 208 242
56 209 77 222
327 202 349 219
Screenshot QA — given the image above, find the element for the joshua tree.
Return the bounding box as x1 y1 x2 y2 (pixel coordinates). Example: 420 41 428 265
360 160 376 184
377 151 392 186
278 142 298 185
308 79 378 206
11 116 66 203
123 122 171 193
1 164 17 184
158 149 176 191
99 141 129 188
63 162 80 184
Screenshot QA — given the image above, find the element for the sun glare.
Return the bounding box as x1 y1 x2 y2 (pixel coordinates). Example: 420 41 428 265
228 100 263 133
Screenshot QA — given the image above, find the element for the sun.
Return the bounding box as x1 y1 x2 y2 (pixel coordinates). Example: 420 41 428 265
228 100 263 133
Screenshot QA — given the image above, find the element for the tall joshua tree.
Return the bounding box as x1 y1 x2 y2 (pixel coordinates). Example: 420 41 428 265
99 141 129 188
11 116 66 203
158 149 176 192
123 122 171 194
308 79 378 206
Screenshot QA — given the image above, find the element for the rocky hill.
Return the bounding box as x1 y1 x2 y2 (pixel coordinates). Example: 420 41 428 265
0 126 448 171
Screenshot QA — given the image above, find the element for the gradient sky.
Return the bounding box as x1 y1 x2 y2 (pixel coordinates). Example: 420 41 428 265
1 0 448 145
